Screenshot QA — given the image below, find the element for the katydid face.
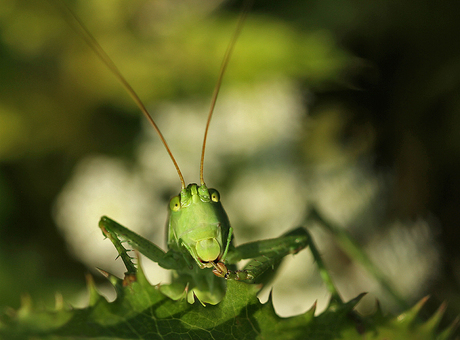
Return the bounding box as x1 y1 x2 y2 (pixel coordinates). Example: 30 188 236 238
168 183 232 269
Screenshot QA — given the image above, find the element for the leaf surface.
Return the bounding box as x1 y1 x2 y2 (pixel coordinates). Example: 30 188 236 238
0 267 456 340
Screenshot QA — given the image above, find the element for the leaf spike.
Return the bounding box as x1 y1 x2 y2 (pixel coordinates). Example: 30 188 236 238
344 292 367 312
54 1 186 189
85 273 101 306
18 293 32 317
437 315 459 340
305 300 317 318
395 295 429 325
420 301 447 334
95 267 119 287
95 267 110 279
54 292 64 311
199 0 254 185
373 298 385 318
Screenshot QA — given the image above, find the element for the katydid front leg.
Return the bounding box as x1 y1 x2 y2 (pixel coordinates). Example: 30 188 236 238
99 216 186 274
222 227 309 283
224 227 342 302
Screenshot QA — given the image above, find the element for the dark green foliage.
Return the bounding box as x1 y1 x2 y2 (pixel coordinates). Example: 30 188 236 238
0 265 456 340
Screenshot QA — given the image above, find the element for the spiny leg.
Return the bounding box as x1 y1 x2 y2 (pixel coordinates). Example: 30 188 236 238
226 227 309 264
99 216 186 272
99 220 137 277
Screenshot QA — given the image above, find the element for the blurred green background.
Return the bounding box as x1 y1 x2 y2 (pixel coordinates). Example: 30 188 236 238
0 0 459 329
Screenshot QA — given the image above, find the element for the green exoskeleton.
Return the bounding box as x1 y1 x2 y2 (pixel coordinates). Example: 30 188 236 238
62 2 340 305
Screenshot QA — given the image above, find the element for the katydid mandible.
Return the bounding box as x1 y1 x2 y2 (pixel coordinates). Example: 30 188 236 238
63 2 322 305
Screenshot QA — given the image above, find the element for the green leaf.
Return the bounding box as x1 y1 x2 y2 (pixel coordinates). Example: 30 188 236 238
0 266 456 340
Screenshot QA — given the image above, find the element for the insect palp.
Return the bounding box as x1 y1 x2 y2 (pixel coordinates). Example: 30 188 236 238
211 261 228 278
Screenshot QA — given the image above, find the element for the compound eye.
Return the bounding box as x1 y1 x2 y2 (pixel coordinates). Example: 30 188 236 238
209 189 220 202
169 196 181 211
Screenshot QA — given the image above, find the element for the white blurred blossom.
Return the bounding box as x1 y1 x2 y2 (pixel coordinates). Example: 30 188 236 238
53 79 440 317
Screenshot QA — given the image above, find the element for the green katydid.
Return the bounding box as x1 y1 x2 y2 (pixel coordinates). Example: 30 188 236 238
60 1 362 306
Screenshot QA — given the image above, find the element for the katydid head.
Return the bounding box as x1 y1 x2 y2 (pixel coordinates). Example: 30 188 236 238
168 183 232 272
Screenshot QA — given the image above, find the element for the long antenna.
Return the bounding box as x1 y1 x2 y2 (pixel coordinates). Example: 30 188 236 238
56 1 186 189
199 1 253 186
